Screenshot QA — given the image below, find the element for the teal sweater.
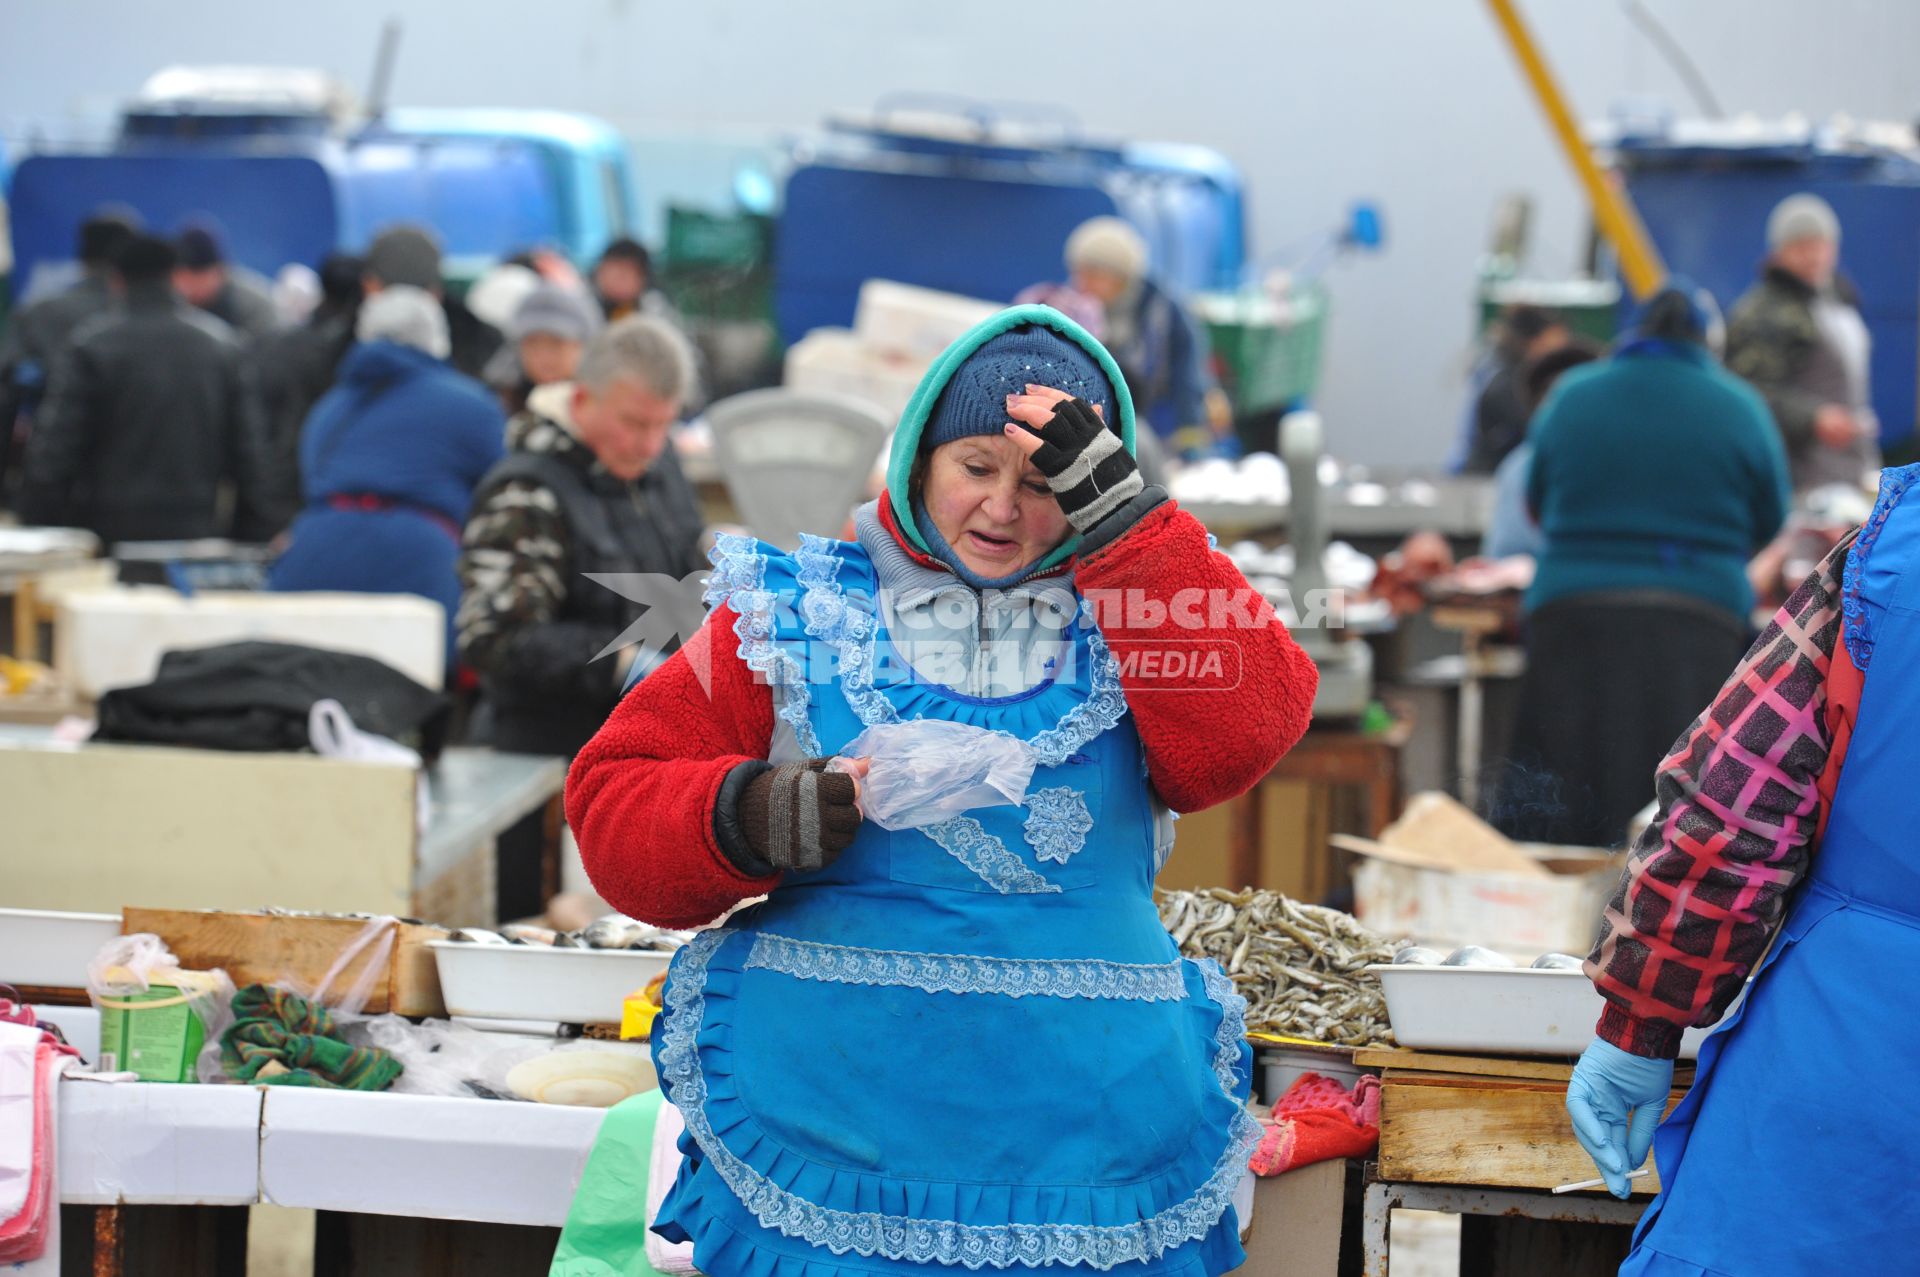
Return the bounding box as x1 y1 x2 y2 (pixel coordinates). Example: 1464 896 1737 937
1525 341 1791 619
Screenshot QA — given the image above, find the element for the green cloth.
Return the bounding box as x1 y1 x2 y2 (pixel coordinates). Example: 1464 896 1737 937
550 1089 671 1277
1524 342 1791 620
884 303 1137 574
220 984 404 1091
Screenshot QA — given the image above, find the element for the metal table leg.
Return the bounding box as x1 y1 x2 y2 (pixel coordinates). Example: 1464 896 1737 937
1362 1172 1647 1277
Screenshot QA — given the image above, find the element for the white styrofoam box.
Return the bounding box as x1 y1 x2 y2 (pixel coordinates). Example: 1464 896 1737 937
56 586 445 697
852 280 1000 363
429 941 673 1026
259 1086 602 1225
1350 848 1618 961
1369 964 1718 1059
784 327 925 425
59 1080 263 1205
0 908 121 988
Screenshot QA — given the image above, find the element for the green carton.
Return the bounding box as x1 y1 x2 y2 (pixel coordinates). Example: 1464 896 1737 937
96 982 211 1083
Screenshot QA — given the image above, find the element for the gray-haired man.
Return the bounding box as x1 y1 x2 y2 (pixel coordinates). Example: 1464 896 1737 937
457 315 709 758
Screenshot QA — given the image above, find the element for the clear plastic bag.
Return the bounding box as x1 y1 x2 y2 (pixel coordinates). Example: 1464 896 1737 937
346 1016 655 1105
834 721 1037 831
85 934 236 1083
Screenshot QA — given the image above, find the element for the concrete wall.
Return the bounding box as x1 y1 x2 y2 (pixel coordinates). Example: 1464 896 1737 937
6 0 1916 464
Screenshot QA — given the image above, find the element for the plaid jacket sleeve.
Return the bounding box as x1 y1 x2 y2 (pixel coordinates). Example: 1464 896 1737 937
1586 532 1856 1059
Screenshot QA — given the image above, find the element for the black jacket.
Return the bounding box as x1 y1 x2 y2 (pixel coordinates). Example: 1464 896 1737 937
19 283 288 545
0 274 119 455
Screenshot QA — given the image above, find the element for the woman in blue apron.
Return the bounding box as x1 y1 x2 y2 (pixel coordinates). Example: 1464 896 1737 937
561 305 1320 1277
1567 463 1920 1273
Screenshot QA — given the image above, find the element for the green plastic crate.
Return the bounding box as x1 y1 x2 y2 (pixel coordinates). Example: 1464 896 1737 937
1194 283 1328 415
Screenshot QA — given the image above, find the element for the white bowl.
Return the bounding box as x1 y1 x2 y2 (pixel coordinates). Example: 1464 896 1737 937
429 941 672 1025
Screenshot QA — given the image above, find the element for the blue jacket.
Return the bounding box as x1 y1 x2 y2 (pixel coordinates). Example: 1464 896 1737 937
1109 277 1211 447
268 341 506 667
1525 341 1790 620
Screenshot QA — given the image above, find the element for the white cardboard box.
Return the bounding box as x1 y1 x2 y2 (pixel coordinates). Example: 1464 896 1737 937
784 327 926 425
56 586 445 697
1349 846 1619 960
259 1087 604 1226
59 1081 263 1205
852 280 1000 363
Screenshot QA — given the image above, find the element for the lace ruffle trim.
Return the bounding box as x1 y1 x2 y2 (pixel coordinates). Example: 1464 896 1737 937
744 932 1187 1001
659 929 1259 1271
921 815 1062 894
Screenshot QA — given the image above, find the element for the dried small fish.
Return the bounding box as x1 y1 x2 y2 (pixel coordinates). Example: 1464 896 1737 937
1156 887 1397 1047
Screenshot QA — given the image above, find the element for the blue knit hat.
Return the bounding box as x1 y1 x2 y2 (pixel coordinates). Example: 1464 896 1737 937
923 323 1116 450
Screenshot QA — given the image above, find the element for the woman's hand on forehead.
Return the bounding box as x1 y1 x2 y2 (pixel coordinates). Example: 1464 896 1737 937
1003 385 1104 461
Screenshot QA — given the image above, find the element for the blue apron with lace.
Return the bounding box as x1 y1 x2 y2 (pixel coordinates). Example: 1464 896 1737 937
649 533 1256 1277
1620 463 1920 1276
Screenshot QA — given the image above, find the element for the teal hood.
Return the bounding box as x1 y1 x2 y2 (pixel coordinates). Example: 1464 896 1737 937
886 304 1137 574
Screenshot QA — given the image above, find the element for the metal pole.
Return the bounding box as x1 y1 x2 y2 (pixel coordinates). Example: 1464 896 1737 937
1484 0 1669 300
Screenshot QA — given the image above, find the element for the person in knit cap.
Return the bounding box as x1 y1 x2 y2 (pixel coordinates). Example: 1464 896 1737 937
483 282 604 416
173 222 280 339
557 305 1320 1277
1038 216 1225 459
267 284 505 668
1726 193 1882 492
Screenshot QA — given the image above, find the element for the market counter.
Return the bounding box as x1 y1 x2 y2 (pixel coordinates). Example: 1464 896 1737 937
1356 1048 1691 1276
57 1080 605 1275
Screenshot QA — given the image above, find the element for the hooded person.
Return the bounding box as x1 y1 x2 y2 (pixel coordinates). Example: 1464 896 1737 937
557 305 1320 1277
266 285 506 670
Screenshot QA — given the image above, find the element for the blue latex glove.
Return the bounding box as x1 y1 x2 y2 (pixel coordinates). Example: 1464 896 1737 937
1566 1037 1675 1198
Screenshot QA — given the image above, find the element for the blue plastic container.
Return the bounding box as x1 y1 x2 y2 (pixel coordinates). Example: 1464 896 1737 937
1618 133 1920 448
773 104 1246 347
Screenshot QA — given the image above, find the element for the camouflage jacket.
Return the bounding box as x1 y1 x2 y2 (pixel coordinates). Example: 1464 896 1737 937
456 382 706 751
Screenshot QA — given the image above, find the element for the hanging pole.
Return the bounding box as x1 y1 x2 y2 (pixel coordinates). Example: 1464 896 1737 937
1485 0 1668 300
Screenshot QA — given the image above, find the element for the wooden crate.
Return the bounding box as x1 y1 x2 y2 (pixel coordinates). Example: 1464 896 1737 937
122 909 448 1016
1361 1048 1688 1196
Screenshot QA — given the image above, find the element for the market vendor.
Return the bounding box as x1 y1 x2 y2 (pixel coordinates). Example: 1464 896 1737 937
565 305 1319 1277
1031 217 1229 460
1492 284 1790 846
1564 459 1920 1273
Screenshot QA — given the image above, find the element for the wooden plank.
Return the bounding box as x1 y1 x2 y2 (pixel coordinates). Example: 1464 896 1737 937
1355 1047 1579 1082
1357 1048 1696 1088
122 909 447 1016
1379 1075 1683 1194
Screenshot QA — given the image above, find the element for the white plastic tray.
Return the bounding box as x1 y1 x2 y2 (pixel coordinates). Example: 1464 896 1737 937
1368 964 1719 1059
0 907 122 989
428 941 672 1025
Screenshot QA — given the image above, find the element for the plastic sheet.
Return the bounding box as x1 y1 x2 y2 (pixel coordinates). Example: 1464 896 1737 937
833 720 1036 831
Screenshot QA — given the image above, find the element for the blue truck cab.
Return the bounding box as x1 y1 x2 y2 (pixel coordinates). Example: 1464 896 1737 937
6 67 639 301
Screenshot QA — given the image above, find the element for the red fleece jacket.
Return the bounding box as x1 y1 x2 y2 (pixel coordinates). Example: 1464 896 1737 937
567 502 1318 928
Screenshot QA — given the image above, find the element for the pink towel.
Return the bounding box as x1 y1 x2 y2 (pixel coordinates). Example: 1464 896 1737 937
1249 1072 1382 1177
0 1037 58 1263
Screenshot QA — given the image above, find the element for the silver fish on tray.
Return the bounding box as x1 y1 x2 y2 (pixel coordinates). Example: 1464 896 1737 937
1441 945 1515 968
1530 952 1586 971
